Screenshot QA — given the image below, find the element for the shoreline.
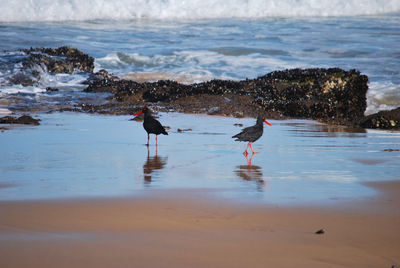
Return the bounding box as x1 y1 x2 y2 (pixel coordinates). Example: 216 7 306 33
1 180 399 268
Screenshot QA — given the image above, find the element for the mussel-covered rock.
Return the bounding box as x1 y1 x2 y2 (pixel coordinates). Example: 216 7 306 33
22 46 94 74
84 67 368 125
0 115 40 125
359 107 400 129
253 68 368 125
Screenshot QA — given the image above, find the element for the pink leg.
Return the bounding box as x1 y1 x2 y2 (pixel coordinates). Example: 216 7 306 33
249 143 259 154
243 142 251 156
147 134 149 146
156 135 158 146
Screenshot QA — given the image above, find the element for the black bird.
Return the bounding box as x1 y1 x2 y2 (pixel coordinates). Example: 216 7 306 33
232 115 272 155
133 106 168 146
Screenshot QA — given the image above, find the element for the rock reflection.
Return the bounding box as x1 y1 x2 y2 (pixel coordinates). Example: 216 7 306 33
234 154 265 191
143 149 167 185
285 121 366 137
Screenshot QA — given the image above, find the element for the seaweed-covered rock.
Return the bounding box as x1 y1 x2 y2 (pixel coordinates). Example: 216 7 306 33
359 107 400 129
0 115 40 125
22 46 94 74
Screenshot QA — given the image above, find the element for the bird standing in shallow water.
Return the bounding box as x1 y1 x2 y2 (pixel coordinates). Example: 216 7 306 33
133 106 168 146
232 115 272 156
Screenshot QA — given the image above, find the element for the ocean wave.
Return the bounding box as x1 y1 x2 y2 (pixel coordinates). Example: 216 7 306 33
366 82 400 115
1 0 400 22
94 50 296 81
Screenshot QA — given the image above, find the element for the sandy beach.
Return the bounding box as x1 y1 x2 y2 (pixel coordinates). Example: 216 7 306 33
1 113 399 267
0 181 399 268
1 2 400 267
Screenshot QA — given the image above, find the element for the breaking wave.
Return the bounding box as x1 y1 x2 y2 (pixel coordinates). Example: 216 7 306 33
1 0 400 22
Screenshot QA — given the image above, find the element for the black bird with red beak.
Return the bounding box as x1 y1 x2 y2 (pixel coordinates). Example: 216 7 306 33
133 106 168 146
232 115 272 155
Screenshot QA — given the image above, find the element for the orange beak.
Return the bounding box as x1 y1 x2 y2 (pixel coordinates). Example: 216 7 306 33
133 110 143 117
263 118 272 126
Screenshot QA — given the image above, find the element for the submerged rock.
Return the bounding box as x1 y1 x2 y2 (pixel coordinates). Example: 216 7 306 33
0 115 40 125
359 107 400 129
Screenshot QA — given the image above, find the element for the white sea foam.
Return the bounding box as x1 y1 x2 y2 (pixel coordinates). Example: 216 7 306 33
0 108 12 115
0 0 399 22
366 81 400 115
95 50 297 82
0 84 45 95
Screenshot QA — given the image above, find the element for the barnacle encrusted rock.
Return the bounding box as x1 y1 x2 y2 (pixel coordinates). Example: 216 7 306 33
85 67 368 125
359 107 400 129
23 46 94 74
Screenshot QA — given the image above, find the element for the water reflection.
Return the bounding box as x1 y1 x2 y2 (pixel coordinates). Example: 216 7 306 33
284 121 367 137
234 154 265 191
143 148 167 185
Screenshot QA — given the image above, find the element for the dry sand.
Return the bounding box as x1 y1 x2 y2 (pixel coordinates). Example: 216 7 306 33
0 181 399 268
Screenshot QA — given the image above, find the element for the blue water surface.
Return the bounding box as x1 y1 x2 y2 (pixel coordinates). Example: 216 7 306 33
0 112 399 205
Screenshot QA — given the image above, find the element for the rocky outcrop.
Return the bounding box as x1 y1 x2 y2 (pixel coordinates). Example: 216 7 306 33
7 46 94 87
7 46 398 130
85 68 368 125
0 115 40 125
23 46 94 74
359 107 400 129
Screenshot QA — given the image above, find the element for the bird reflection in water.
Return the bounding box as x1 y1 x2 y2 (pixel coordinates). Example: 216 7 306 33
143 147 167 185
234 154 265 191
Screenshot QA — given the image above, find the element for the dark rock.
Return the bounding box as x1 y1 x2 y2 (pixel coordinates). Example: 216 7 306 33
83 67 368 125
359 107 400 129
7 70 40 87
83 69 118 85
0 115 40 125
46 87 59 92
315 229 325 234
6 47 94 88
254 68 368 125
22 46 94 74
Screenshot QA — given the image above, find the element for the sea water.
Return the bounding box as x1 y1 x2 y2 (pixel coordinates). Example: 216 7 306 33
0 0 400 114
0 1 400 203
0 112 399 203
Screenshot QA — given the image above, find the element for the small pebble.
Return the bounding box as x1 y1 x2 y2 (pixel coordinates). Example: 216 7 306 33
177 128 192 132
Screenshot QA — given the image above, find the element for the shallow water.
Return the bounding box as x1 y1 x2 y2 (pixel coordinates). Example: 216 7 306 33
0 112 399 205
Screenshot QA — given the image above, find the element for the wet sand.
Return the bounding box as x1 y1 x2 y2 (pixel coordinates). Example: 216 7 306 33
1 181 399 268
1 112 399 267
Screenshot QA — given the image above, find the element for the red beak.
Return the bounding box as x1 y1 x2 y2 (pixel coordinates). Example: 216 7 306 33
133 110 143 117
264 119 272 126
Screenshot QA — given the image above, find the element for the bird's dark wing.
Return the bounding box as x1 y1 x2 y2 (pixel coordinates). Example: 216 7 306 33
232 125 262 141
146 117 168 135
232 125 258 140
